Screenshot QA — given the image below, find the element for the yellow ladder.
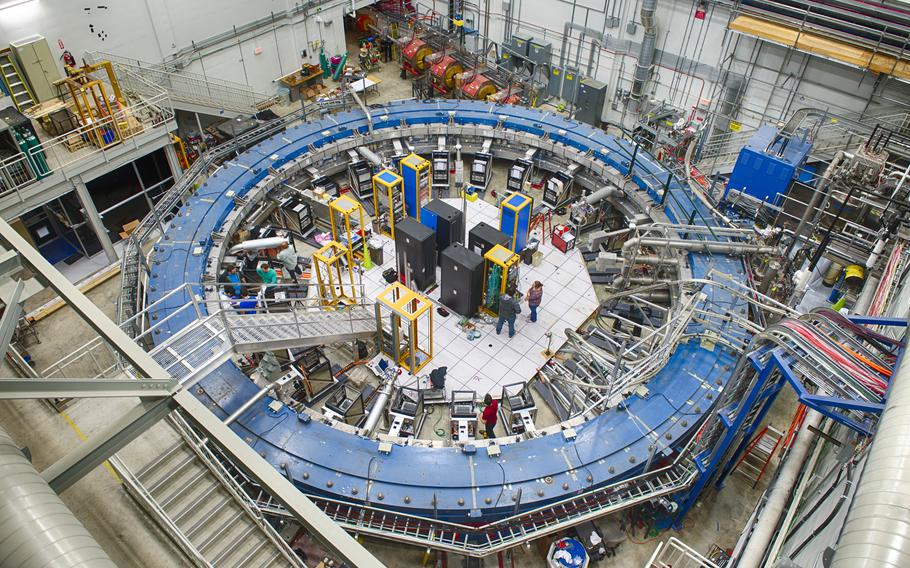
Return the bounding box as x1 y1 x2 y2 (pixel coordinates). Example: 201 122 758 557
0 48 36 112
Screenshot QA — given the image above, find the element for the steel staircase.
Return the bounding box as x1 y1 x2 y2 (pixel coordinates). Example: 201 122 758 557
734 425 783 487
112 414 304 568
0 49 36 112
149 304 377 385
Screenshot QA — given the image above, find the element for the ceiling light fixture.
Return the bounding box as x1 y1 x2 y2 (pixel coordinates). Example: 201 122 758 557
0 0 37 10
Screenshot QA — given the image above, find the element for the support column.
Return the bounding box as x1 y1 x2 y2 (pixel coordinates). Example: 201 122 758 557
162 140 183 183
73 176 117 264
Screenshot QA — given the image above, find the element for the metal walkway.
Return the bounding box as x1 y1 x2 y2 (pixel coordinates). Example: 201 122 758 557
149 302 376 385
43 283 377 389
215 433 700 556
111 414 305 568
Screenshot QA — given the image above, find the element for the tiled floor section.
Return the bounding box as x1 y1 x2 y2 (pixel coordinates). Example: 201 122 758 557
346 197 598 398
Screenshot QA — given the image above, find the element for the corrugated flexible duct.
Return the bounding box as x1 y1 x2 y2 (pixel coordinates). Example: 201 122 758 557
0 426 116 567
831 315 910 568
631 0 657 101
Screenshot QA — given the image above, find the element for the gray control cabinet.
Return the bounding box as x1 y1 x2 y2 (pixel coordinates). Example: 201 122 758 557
574 78 608 126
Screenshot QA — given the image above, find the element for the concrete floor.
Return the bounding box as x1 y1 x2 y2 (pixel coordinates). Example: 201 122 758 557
0 33 802 567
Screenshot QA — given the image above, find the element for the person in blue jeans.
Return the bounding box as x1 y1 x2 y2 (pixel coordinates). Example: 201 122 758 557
525 281 543 322
495 286 520 338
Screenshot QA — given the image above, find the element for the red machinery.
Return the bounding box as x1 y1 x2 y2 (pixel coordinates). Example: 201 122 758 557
429 55 464 95
353 12 375 33
401 38 433 76
460 73 496 100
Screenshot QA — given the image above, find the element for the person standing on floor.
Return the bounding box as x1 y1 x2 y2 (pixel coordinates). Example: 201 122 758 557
480 393 498 439
495 285 521 338
526 281 543 322
275 241 299 283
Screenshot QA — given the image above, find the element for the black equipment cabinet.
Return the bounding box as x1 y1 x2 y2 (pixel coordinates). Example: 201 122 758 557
420 199 464 260
468 222 510 258
395 217 437 290
440 243 484 317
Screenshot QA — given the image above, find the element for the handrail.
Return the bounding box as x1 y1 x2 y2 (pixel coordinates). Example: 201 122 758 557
0 90 175 200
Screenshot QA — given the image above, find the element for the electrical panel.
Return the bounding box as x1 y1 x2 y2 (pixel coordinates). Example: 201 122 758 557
431 150 450 195
507 159 533 193
544 172 573 208
278 195 315 236
395 217 437 290
575 77 608 126
527 38 552 65
503 34 531 70
421 199 464 260
312 176 339 198
348 160 373 201
440 243 484 317
549 66 565 98
561 68 580 103
468 222 511 259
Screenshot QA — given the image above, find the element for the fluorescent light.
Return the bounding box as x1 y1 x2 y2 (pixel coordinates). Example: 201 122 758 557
0 0 37 10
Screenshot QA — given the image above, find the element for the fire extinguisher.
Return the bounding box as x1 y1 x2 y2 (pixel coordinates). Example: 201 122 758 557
61 50 76 68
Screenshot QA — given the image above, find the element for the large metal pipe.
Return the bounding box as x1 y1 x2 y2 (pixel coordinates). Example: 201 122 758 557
787 151 844 256
0 426 116 567
348 85 373 134
356 146 384 168
630 0 657 101
831 315 910 567
622 237 777 256
362 382 392 435
736 410 823 568
584 186 618 205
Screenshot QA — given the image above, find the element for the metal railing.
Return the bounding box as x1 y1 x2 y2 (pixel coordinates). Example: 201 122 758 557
203 421 704 556
115 96 345 328
645 537 721 568
0 69 175 198
696 109 910 173
45 281 375 384
108 411 305 567
86 51 278 114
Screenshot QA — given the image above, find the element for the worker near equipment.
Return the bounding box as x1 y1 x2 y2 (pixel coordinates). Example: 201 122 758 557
257 262 278 285
495 285 521 338
275 241 299 283
480 393 498 439
525 281 543 323
221 265 242 297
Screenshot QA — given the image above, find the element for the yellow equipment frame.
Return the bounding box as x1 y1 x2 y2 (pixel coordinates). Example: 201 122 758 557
59 60 129 149
376 282 434 374
313 240 357 307
372 169 405 239
480 244 520 317
329 195 367 260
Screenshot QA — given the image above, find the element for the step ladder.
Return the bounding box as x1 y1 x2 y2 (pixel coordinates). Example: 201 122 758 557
124 419 304 567
0 49 36 112
734 425 783 488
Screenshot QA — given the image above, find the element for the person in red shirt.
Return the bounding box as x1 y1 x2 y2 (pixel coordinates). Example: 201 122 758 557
481 393 498 439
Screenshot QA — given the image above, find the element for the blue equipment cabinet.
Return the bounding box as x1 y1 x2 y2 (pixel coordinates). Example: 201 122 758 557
726 125 812 206
400 153 431 220
499 191 533 251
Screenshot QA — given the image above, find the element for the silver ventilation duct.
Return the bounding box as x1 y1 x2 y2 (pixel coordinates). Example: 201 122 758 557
0 426 116 567
831 315 910 568
631 0 657 101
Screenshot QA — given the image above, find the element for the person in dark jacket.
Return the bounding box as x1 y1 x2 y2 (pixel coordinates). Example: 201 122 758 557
481 393 498 439
495 285 520 338
526 281 543 322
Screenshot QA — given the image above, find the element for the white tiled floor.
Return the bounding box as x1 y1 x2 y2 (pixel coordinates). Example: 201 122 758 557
356 198 598 399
